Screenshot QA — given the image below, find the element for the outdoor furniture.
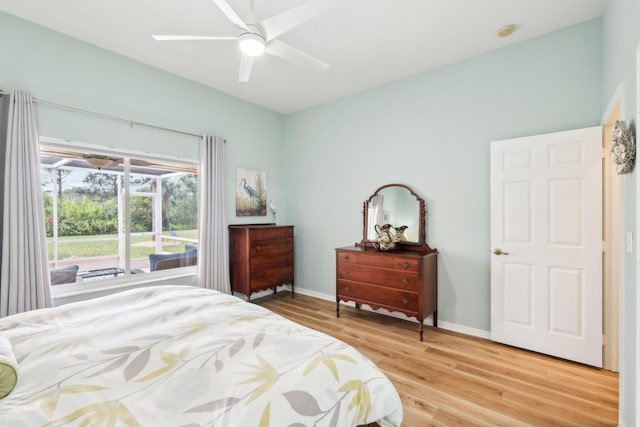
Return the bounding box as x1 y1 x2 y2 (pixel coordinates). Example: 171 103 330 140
154 256 197 271
149 250 197 272
78 268 125 280
49 265 79 285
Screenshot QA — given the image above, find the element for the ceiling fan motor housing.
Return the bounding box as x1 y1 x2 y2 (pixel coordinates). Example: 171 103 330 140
238 31 266 56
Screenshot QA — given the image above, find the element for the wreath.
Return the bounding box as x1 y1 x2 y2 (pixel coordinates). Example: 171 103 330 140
610 120 636 175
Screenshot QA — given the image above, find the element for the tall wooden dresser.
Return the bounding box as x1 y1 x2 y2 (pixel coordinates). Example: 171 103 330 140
229 224 294 301
336 245 437 341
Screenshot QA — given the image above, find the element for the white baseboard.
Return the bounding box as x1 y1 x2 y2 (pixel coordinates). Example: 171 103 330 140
436 320 491 339
293 287 491 340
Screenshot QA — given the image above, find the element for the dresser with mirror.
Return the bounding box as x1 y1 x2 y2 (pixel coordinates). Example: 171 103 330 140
335 184 438 340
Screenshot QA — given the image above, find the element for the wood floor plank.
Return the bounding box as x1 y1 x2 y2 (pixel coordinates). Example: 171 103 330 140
253 292 619 426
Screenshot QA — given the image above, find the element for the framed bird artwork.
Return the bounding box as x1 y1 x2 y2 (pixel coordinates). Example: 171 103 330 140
235 168 267 216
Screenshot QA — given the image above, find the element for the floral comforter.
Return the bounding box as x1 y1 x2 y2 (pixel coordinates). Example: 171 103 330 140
0 285 402 426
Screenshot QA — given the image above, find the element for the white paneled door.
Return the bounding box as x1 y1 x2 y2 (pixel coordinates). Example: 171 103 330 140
490 126 603 367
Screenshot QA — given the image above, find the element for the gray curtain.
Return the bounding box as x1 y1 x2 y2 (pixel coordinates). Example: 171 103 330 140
196 135 231 293
0 91 52 317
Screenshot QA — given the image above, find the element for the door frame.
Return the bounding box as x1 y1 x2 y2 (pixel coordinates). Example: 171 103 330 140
601 84 623 372
635 43 640 425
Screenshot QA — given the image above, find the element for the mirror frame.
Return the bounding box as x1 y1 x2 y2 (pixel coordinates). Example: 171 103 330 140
358 183 431 253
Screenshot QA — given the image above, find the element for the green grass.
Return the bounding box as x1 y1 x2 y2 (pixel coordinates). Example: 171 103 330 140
47 230 197 261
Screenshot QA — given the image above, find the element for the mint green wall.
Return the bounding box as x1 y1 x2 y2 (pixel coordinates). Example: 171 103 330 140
283 19 603 331
0 12 285 226
602 0 639 425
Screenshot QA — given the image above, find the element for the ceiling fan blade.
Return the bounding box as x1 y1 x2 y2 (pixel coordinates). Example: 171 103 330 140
239 54 255 82
265 39 329 71
152 35 237 41
259 0 336 41
212 0 250 32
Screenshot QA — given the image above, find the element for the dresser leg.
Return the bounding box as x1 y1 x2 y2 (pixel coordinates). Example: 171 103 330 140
419 323 424 341
355 302 360 309
336 301 340 318
291 284 295 299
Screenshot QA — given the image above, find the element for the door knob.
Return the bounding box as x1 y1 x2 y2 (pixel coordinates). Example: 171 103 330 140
493 248 509 255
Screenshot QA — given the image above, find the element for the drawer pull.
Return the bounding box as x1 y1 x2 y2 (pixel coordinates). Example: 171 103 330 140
402 278 409 285
256 246 261 251
344 286 350 292
402 262 409 268
402 298 409 305
344 270 349 275
344 255 350 260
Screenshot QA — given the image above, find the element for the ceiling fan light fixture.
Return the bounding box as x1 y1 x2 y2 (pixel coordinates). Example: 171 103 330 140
239 32 265 56
84 155 115 169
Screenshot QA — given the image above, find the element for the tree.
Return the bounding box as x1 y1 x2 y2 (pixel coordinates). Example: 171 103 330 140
41 168 72 199
55 169 72 199
76 173 119 201
130 196 152 232
159 178 173 230
162 174 197 230
42 168 197 238
73 173 149 201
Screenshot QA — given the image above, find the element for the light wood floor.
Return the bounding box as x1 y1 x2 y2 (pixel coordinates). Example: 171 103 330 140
253 291 619 427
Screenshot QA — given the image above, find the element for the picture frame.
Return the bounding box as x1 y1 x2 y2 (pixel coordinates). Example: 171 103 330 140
235 168 267 216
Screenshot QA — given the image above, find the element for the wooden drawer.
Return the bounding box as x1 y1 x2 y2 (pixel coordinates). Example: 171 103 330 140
250 226 293 240
251 269 294 289
337 251 395 268
337 280 419 313
251 252 294 268
254 263 293 277
392 257 420 271
337 250 419 273
250 237 293 257
337 263 419 291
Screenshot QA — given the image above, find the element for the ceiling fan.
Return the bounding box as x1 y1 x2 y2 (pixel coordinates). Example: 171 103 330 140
152 0 336 82
82 154 121 169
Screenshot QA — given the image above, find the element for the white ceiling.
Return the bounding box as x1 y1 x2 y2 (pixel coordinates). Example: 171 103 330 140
0 0 606 114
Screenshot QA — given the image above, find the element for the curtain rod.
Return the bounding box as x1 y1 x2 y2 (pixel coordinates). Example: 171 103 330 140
0 89 201 139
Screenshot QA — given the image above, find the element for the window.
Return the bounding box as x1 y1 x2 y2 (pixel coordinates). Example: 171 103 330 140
40 142 198 286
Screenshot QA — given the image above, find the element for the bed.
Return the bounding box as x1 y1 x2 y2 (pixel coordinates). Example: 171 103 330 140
0 285 403 426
